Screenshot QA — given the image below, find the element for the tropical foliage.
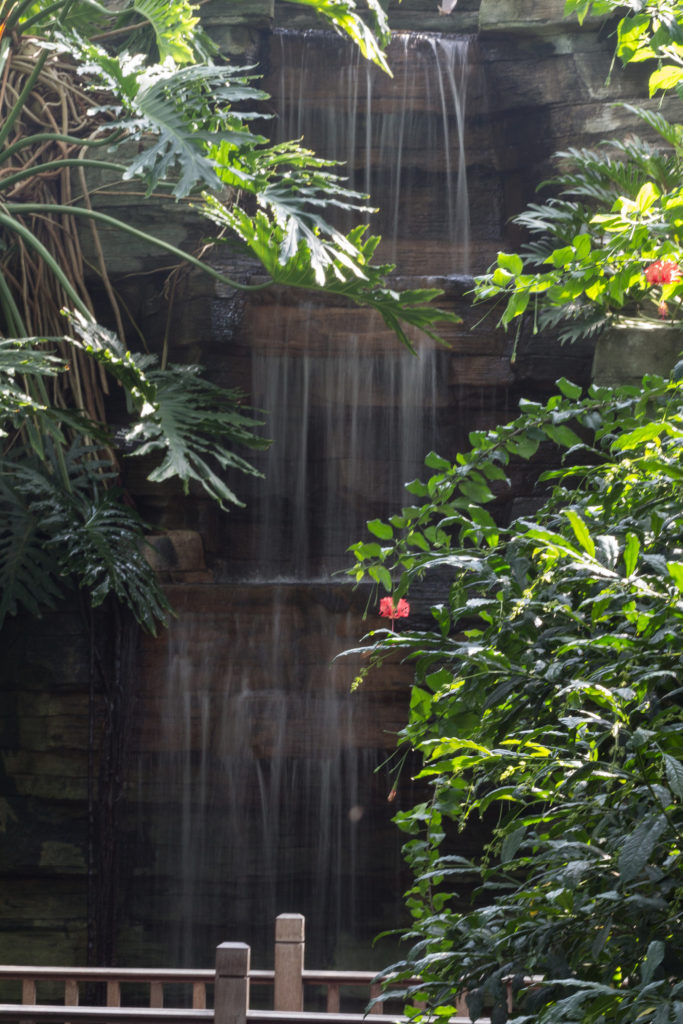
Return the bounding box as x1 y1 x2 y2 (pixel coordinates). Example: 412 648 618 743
474 0 683 346
349 374 683 1024
346 2 683 1022
0 0 454 631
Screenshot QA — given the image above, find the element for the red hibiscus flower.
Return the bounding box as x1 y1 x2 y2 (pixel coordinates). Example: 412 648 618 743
645 260 681 284
379 596 410 628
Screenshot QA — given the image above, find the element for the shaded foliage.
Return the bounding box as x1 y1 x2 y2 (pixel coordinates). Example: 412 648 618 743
348 374 683 1024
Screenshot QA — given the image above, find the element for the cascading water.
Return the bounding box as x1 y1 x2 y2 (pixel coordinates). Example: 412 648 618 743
134 585 398 968
248 318 441 578
272 30 472 272
246 30 473 578
130 29 472 970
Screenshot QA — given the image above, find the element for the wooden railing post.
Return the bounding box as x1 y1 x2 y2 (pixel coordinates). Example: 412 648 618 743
215 943 250 1024
274 913 304 1012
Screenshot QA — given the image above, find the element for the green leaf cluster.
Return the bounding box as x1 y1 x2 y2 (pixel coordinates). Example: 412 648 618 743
349 373 683 1024
0 321 268 630
474 1 683 344
0 0 457 630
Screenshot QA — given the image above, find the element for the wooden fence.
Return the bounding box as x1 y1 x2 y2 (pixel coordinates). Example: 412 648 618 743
0 915 467 1024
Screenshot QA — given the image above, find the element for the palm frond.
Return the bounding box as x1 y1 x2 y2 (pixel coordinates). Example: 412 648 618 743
620 102 683 154
514 199 588 247
547 140 679 200
537 301 610 344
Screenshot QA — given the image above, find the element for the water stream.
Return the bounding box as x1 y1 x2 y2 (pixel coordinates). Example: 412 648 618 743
131 29 472 970
272 30 472 271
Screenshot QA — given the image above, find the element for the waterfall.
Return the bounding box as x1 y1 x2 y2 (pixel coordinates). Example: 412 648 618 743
245 30 472 577
133 585 402 968
273 29 472 272
248 320 441 579
130 30 471 971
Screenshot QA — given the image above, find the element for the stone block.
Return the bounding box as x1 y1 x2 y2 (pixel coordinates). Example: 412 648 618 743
478 0 599 33
39 841 87 873
144 530 213 583
592 323 683 386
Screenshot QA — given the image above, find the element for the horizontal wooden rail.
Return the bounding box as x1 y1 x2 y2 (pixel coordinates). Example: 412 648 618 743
0 1008 477 1024
0 970 275 984
0 915 466 1024
0 1007 213 1022
0 967 277 1015
300 972 412 1016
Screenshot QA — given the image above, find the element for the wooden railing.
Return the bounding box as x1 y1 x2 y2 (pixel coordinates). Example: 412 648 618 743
0 915 449 1024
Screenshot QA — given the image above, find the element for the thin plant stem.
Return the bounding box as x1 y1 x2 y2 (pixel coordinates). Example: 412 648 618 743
6 202 275 292
0 49 49 149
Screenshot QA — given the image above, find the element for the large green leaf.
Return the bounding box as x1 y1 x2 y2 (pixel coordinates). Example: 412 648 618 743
127 365 269 510
0 441 170 632
0 476 63 623
280 0 391 73
206 202 459 350
65 316 269 510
